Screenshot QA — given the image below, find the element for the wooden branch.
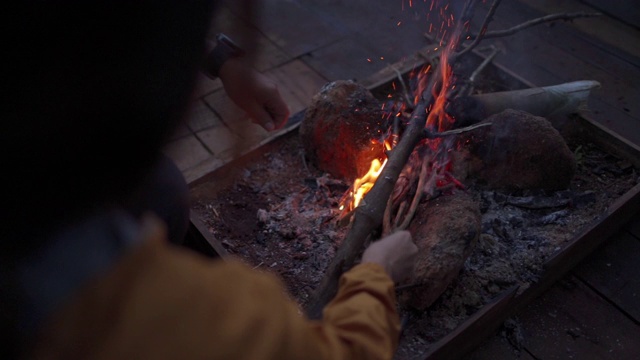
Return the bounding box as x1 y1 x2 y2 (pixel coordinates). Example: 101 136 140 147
305 79 438 319
464 46 501 96
469 11 601 41
382 189 394 236
306 4 601 319
449 80 601 123
454 0 502 58
423 122 493 139
397 156 430 230
394 201 408 228
392 66 414 106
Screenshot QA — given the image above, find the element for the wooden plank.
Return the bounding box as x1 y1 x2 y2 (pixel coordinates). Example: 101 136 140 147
472 1 640 82
583 98 640 148
168 122 191 141
222 0 348 58
263 59 328 115
302 36 392 82
300 0 434 64
465 4 640 146
162 135 212 172
196 126 242 156
516 0 640 62
573 232 640 322
184 99 224 133
192 72 224 99
186 111 305 186
517 276 640 359
207 4 291 73
582 0 640 30
360 51 428 90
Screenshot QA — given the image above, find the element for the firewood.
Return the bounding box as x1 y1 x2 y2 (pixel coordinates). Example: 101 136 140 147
448 81 601 127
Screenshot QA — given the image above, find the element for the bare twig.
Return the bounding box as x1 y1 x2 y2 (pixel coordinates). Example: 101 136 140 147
393 201 409 228
305 73 440 319
454 0 502 58
458 45 502 96
470 11 601 40
382 190 394 236
397 156 430 230
392 66 414 106
423 122 492 139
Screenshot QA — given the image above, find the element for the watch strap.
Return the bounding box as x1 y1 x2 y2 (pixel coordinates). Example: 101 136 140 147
204 33 246 78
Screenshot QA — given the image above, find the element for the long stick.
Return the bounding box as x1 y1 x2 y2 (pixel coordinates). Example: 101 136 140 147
305 80 438 318
305 0 470 319
454 0 502 58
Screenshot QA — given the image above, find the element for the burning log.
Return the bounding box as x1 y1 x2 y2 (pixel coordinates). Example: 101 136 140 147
299 80 387 181
456 109 577 191
399 190 481 310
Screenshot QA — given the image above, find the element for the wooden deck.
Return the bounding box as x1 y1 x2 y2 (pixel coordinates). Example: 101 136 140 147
166 0 640 358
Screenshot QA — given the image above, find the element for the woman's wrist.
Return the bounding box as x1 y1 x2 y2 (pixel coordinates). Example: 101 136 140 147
203 33 245 78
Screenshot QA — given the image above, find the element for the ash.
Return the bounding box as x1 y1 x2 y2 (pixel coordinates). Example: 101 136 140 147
191 134 637 359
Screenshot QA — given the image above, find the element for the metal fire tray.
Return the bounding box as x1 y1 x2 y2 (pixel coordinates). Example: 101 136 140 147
184 50 640 359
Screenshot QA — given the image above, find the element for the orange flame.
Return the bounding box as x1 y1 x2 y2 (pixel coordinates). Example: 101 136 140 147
426 52 455 132
340 140 393 212
339 0 462 214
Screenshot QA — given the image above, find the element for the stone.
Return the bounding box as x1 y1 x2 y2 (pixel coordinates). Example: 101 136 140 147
457 109 576 191
400 190 481 310
299 80 388 181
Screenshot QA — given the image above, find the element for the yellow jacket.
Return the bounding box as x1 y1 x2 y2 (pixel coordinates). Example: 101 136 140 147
32 235 401 359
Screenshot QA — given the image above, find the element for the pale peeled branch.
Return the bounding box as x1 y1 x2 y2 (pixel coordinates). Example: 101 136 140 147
452 80 601 123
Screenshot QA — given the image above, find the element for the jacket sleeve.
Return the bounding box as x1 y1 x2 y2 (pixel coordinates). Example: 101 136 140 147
32 236 401 360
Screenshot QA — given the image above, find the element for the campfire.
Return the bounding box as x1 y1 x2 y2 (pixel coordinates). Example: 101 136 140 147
300 0 601 318
190 1 639 358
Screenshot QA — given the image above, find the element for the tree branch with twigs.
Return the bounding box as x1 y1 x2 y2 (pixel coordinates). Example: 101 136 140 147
304 0 600 319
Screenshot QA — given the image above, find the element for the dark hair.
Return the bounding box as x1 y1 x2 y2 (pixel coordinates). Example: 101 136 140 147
4 1 216 252
2 1 217 356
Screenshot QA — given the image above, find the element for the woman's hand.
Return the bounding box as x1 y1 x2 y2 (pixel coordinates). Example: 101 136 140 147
219 58 290 131
361 230 418 283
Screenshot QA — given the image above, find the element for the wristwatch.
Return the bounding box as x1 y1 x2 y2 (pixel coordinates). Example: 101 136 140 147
204 33 246 78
